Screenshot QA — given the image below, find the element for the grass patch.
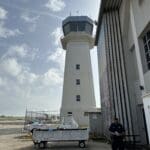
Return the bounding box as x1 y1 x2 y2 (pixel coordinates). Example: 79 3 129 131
0 115 24 121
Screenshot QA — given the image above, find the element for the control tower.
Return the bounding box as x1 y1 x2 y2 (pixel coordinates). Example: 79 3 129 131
60 16 96 127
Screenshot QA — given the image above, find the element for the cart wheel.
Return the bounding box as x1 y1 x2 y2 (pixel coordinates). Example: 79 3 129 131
79 141 85 148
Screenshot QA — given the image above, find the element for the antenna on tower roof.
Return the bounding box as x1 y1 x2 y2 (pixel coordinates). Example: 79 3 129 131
69 11 72 16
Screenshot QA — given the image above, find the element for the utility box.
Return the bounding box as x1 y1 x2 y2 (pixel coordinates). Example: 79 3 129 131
89 112 103 138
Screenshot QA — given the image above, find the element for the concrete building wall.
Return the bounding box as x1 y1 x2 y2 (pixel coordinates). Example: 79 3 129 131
97 9 134 137
61 32 96 127
96 0 150 144
97 16 112 137
120 0 150 143
143 93 150 144
131 0 150 37
144 72 150 91
119 1 141 139
131 0 150 95
119 0 149 144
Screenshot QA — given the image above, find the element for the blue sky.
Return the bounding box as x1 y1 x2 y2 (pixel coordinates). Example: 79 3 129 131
0 0 100 116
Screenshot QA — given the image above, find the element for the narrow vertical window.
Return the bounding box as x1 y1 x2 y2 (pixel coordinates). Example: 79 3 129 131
76 95 80 101
76 64 80 70
76 79 80 85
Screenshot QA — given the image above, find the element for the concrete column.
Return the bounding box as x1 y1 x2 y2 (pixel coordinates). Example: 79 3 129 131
130 0 145 93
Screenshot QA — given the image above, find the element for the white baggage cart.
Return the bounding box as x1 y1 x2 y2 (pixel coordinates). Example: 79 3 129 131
32 128 89 148
32 116 89 148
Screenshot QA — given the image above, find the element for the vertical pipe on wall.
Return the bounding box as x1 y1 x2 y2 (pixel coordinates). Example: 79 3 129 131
110 11 123 122
116 9 133 136
106 12 119 118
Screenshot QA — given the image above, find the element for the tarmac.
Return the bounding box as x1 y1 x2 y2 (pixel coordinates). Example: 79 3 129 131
0 120 111 150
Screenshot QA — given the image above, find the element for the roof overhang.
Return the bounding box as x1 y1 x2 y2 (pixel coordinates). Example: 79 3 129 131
95 0 122 45
63 16 93 26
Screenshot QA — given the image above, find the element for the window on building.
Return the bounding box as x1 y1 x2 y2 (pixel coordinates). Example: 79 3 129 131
67 112 72 115
76 79 80 85
76 95 80 101
84 112 89 116
85 23 92 34
143 30 150 70
70 22 77 32
78 22 85 31
76 64 80 70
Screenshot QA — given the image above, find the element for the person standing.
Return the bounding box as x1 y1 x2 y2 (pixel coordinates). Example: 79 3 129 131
109 117 125 150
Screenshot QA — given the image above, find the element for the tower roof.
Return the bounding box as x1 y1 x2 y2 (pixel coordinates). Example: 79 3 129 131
63 16 93 26
62 16 93 36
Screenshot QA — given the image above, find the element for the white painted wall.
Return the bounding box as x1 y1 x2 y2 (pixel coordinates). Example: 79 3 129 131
144 72 150 92
130 0 145 89
61 32 96 127
119 0 149 143
131 0 150 37
143 93 150 144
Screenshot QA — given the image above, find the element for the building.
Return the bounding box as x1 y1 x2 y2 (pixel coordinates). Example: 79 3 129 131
95 0 150 144
60 16 96 127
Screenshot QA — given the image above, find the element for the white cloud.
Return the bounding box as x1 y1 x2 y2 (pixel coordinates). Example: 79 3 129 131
0 2 63 20
0 58 22 77
9 44 28 58
21 13 39 23
47 47 65 69
0 77 6 86
48 27 65 70
29 47 39 60
45 0 65 12
0 22 22 38
1 44 39 60
0 7 22 38
17 71 38 84
51 27 62 46
0 54 62 87
15 66 62 87
28 23 36 32
42 68 63 86
21 12 40 32
0 54 63 115
0 6 7 20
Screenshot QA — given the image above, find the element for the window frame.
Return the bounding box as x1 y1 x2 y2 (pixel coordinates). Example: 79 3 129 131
76 79 80 85
67 112 72 115
63 21 93 35
76 95 81 101
143 30 150 70
76 64 80 70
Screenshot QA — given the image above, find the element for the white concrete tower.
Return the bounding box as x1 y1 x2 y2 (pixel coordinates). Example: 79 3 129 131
60 16 96 127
